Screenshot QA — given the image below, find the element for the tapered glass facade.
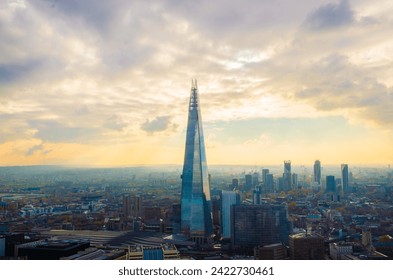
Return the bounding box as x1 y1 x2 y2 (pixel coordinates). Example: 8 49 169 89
180 80 213 239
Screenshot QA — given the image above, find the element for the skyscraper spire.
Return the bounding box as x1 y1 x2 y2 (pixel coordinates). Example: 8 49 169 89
180 80 212 244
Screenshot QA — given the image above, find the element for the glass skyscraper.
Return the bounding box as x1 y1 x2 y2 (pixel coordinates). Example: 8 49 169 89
231 203 292 250
341 164 349 193
180 80 213 243
283 160 292 191
313 160 321 185
220 190 241 239
326 175 336 193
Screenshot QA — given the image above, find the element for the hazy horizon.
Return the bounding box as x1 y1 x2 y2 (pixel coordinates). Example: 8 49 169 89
1 0 392 166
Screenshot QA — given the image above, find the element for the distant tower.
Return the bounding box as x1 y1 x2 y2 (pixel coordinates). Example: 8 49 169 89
292 173 298 188
180 80 213 243
252 172 259 187
262 169 269 184
265 173 274 193
341 164 349 193
232 178 239 189
326 175 336 193
253 185 262 205
313 160 321 185
283 161 292 191
245 174 252 191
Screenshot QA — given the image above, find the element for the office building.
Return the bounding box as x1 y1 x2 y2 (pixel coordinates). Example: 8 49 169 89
341 164 349 193
262 169 269 184
289 233 324 260
220 191 241 239
278 177 284 191
292 173 298 188
265 174 274 193
283 161 292 191
313 160 321 185
245 174 252 191
180 80 213 243
252 172 259 187
232 178 239 189
326 175 336 193
231 203 291 249
123 195 142 219
253 186 262 205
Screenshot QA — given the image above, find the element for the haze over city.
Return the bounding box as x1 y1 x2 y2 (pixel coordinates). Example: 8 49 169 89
1 0 392 167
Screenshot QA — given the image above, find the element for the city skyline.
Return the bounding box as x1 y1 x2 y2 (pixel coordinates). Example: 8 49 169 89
1 0 393 166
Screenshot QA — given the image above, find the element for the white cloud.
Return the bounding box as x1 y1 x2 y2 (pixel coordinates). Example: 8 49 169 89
1 0 392 164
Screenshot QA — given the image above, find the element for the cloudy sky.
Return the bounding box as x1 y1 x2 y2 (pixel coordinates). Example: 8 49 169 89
0 0 392 166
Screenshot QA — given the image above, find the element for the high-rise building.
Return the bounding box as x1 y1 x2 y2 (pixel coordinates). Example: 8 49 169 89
252 172 259 187
313 160 321 185
341 164 349 193
220 191 241 239
265 174 274 193
245 174 252 191
292 173 298 188
231 203 292 250
283 161 292 191
123 195 142 219
326 175 336 193
278 177 284 191
180 80 213 243
253 186 262 205
232 178 239 189
262 169 269 184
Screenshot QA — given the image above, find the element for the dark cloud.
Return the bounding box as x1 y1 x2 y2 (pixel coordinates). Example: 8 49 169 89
141 116 177 133
0 61 43 83
304 0 354 30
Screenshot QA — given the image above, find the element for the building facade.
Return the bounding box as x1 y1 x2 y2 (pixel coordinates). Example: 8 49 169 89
326 175 336 193
180 80 213 243
231 203 292 250
341 164 349 193
313 160 321 185
289 233 324 260
283 161 292 191
220 191 241 239
122 195 142 219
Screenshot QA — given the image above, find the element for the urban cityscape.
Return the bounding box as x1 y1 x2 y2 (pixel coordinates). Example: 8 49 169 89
1 0 393 264
1 81 392 260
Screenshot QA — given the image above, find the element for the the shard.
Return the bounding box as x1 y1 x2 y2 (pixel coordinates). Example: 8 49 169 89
180 80 213 244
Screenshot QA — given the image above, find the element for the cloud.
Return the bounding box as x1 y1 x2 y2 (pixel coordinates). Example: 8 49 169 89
0 61 41 83
304 0 354 30
25 143 52 156
291 53 393 126
0 0 392 165
141 116 178 134
28 120 101 143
